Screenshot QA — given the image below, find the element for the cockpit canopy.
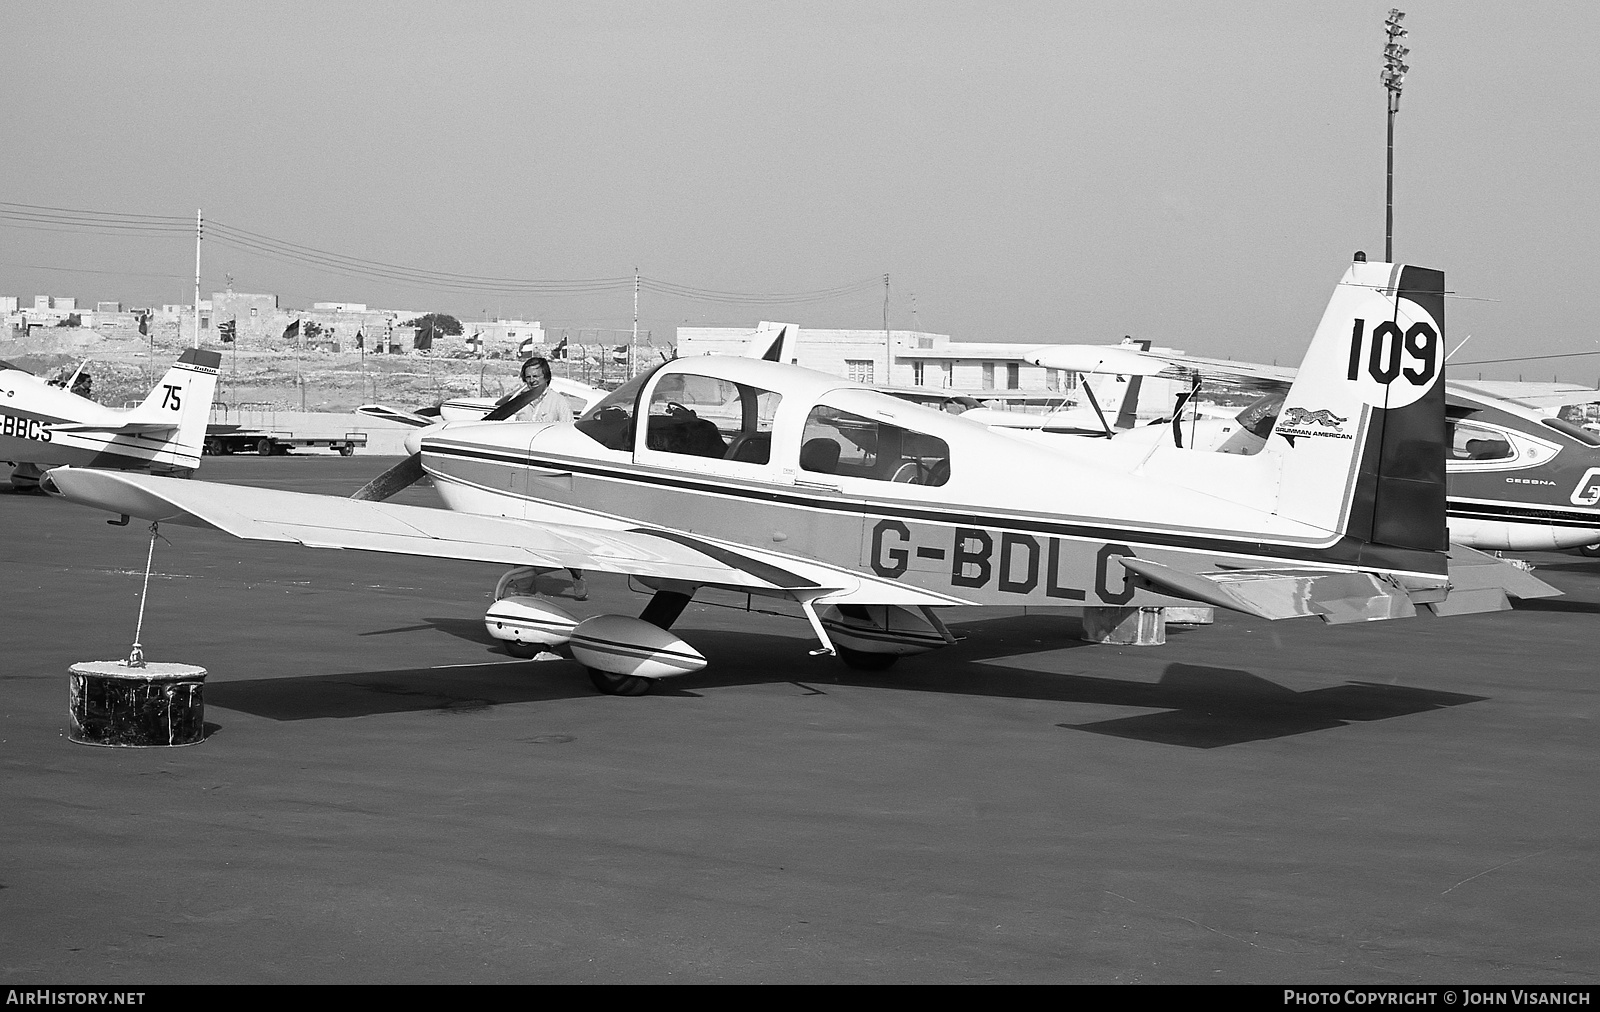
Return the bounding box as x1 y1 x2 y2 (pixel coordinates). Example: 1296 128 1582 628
572 359 953 487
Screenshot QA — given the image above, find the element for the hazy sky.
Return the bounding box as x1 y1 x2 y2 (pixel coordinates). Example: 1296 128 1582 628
4 1 1597 379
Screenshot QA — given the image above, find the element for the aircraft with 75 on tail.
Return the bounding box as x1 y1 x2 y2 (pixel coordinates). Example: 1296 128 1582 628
46 260 1541 694
2 349 219 489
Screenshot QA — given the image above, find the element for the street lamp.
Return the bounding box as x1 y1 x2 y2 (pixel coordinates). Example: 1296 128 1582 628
1382 8 1409 263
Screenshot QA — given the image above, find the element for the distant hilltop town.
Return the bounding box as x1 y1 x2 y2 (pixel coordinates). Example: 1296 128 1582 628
3 290 567 360
4 288 1202 412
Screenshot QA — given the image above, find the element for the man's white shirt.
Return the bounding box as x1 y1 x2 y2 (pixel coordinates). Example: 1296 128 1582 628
515 388 574 424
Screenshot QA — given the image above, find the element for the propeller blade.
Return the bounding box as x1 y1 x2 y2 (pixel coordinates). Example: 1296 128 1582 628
482 387 535 421
350 452 426 501
349 388 528 502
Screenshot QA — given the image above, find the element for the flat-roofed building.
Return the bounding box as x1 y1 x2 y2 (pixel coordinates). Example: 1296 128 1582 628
676 324 1074 400
676 323 1192 416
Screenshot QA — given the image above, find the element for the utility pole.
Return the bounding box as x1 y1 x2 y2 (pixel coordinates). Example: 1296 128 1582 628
882 273 890 386
1382 10 1409 262
192 209 203 349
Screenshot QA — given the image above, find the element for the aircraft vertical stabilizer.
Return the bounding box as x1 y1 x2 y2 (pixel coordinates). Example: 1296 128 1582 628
139 348 222 470
1110 338 1152 430
1270 261 1447 555
745 322 798 364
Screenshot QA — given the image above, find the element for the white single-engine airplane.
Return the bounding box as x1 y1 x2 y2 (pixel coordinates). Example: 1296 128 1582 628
47 261 1514 694
959 342 1164 437
2 349 220 490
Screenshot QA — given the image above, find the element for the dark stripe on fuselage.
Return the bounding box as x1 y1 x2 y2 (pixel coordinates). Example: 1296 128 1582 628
423 441 1446 577
1448 499 1600 529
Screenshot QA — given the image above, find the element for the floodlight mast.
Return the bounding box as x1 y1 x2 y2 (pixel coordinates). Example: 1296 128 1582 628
1383 9 1409 262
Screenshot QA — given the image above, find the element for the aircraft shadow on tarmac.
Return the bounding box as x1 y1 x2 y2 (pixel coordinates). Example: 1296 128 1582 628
1507 597 1600 615
204 612 1485 748
357 616 499 644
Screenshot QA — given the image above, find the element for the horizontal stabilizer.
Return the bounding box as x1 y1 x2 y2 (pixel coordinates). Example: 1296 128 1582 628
1118 557 1416 624
1423 544 1562 616
47 421 177 436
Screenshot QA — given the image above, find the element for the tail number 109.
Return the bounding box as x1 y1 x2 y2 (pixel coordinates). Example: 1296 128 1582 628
1348 318 1438 387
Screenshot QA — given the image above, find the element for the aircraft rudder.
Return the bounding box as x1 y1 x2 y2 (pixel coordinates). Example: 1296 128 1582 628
1368 265 1447 552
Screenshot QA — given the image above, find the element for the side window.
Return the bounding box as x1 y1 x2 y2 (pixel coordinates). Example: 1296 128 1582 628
644 373 781 463
1450 421 1515 462
800 405 950 486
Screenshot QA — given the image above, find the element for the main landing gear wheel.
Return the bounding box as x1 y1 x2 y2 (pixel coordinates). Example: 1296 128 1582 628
835 645 900 671
1580 544 1600 558
588 668 654 696
504 641 544 659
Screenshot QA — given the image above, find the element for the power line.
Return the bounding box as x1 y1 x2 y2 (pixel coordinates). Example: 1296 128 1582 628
1456 350 1600 367
0 260 190 280
0 200 885 307
639 276 882 305
0 202 191 235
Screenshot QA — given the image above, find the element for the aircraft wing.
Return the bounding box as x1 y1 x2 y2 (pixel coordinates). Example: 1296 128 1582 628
43 467 967 607
1027 346 1298 391
1121 351 1297 392
1448 382 1600 411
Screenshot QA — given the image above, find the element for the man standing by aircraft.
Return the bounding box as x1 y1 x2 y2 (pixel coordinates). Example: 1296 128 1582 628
506 356 573 425
497 355 585 599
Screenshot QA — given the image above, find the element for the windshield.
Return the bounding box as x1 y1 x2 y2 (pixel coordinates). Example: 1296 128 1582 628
1234 392 1284 439
573 365 661 451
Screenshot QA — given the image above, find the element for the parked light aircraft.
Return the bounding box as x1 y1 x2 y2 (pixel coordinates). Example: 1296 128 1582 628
744 316 1154 436
1027 339 1600 553
1 349 220 490
959 342 1166 437
49 261 1523 695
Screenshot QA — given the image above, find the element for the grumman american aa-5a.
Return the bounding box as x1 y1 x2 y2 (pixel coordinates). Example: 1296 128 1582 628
45 260 1526 695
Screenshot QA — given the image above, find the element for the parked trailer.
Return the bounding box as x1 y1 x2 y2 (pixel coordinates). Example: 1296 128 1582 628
203 425 367 456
